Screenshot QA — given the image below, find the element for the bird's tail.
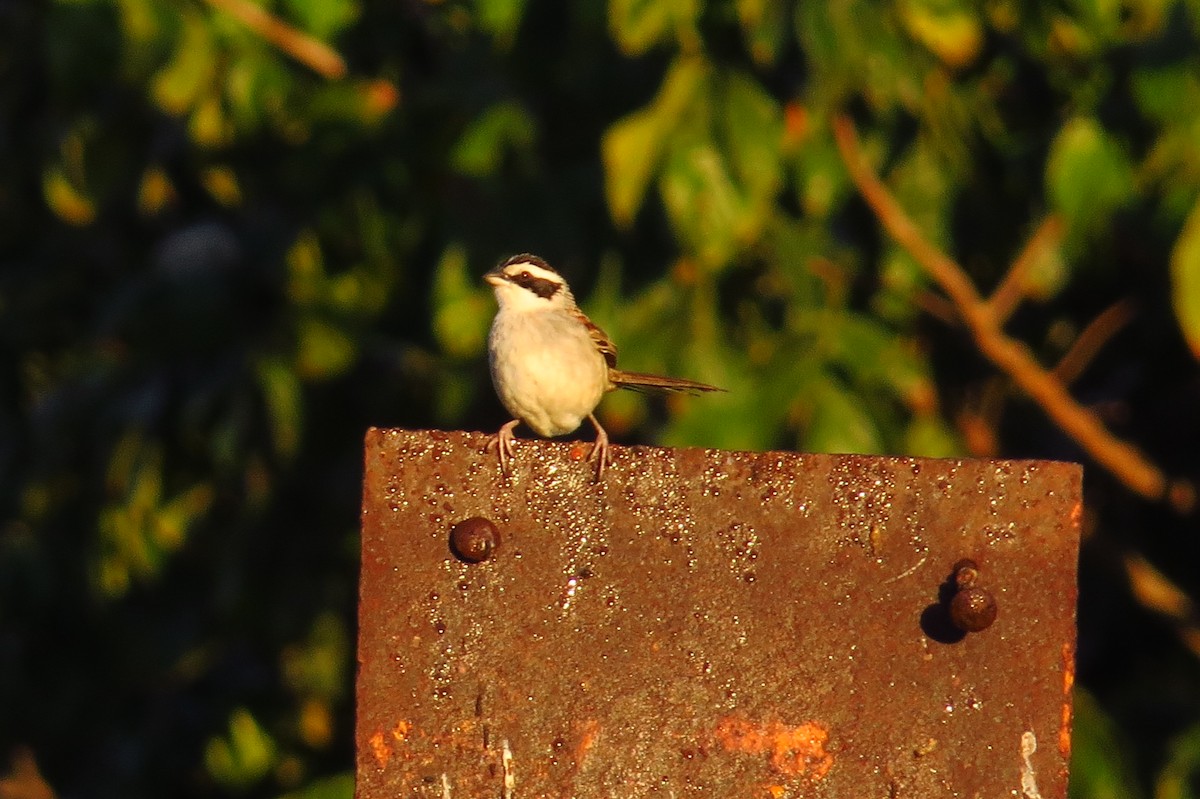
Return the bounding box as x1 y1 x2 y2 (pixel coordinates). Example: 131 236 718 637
609 369 725 395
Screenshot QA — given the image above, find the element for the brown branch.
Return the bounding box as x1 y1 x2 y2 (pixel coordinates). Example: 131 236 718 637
1053 299 1136 386
987 215 1065 323
833 114 1193 512
203 0 347 80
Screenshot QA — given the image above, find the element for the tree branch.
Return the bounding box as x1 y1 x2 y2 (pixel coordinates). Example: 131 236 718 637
987 215 1065 324
833 114 1193 513
203 0 347 80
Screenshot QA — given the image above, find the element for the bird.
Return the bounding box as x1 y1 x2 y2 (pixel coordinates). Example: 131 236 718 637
484 253 723 478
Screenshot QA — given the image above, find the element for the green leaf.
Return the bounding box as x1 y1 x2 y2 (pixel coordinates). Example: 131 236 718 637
277 773 355 799
1170 197 1200 360
803 379 885 455
903 415 962 457
1069 688 1144 799
897 0 984 69
659 143 746 270
608 0 701 55
720 71 783 223
1157 720 1200 799
256 358 304 459
151 10 215 116
735 0 787 65
432 245 492 359
474 0 528 45
283 0 359 40
451 102 536 177
1045 117 1136 237
1132 64 1200 125
205 708 278 790
296 319 356 380
602 57 707 227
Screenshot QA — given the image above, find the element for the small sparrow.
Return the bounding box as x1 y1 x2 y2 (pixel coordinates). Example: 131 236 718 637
484 253 723 478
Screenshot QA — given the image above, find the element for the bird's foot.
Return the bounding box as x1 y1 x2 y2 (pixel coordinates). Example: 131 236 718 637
587 413 610 480
486 420 520 475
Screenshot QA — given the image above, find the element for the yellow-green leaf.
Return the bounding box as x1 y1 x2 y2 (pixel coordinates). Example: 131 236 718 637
897 0 984 69
602 57 707 227
1170 197 1200 360
1045 117 1135 235
609 0 701 55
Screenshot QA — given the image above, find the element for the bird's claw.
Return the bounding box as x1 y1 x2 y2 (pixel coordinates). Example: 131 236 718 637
487 420 520 475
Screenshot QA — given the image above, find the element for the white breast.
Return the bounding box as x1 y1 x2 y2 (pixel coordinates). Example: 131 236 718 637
488 308 609 437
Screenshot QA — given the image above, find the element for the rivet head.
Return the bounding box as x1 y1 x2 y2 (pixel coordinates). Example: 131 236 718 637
951 558 980 590
449 517 499 563
949 586 998 632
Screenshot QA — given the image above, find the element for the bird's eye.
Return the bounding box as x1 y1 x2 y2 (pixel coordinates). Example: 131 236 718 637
519 271 531 281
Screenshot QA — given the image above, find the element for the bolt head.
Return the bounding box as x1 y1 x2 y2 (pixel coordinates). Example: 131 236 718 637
449 517 500 563
949 586 997 632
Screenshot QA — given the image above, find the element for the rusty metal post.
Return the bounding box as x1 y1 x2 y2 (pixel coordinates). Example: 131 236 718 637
358 428 1081 798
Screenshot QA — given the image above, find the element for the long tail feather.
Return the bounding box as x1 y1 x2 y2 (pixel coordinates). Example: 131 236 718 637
609 369 725 395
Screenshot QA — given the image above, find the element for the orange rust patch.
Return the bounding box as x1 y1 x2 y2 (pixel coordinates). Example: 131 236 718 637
568 442 590 461
1059 642 1076 759
392 719 412 743
713 716 834 780
369 730 391 768
576 718 600 765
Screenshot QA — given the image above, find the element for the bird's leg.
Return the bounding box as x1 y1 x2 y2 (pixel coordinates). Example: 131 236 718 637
486 419 520 475
586 413 610 479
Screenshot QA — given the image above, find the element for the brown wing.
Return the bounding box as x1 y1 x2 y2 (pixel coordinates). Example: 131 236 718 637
569 306 618 368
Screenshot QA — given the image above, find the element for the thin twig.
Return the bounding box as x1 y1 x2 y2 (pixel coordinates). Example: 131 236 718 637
1053 300 1136 386
203 0 348 79
833 114 1192 512
987 216 1065 324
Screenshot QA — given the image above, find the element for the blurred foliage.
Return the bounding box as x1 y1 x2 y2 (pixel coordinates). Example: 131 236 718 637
1 0 1199 796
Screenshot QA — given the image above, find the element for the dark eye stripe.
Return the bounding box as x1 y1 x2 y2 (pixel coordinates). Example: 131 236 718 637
511 271 561 299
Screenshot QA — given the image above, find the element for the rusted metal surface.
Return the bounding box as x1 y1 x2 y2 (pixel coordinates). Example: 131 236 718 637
358 428 1082 798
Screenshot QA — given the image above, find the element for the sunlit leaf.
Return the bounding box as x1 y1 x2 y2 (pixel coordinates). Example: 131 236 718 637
189 94 232 147
608 0 701 55
154 484 214 550
205 708 278 790
897 0 984 69
720 71 783 220
283 0 359 40
296 319 356 380
660 143 746 270
138 166 177 215
43 166 96 226
151 11 215 115
602 57 708 227
1170 197 1200 360
201 165 242 206
1046 117 1135 237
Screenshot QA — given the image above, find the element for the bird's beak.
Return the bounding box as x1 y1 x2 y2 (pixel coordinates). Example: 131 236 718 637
484 269 506 287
